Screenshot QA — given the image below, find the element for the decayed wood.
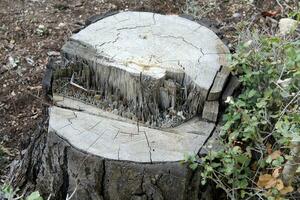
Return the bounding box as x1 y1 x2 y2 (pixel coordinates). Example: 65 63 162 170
202 101 219 122
10 11 231 200
49 96 215 163
55 11 230 128
207 67 230 101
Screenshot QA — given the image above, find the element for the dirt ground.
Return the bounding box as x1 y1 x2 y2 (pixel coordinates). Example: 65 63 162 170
0 0 298 183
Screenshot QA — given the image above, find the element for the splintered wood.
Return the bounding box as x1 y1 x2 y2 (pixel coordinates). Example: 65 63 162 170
51 11 231 163
55 11 230 128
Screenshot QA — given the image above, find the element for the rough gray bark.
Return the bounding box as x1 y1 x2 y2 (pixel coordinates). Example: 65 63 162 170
202 101 219 122
10 116 205 200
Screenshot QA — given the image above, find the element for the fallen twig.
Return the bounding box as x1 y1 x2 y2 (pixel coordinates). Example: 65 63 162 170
70 73 88 92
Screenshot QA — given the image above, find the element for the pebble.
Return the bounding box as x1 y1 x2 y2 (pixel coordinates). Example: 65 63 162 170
47 51 60 56
58 22 66 28
278 18 298 35
232 13 241 18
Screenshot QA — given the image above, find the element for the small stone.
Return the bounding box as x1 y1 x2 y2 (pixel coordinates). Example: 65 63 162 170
8 56 18 69
278 18 298 35
47 51 60 56
25 57 35 66
58 22 66 28
15 26 21 31
232 13 241 18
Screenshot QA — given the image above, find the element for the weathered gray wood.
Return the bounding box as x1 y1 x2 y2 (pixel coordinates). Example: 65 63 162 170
10 117 202 200
11 12 230 200
199 125 223 156
202 101 219 122
50 96 215 162
56 11 229 127
221 75 240 102
207 67 230 101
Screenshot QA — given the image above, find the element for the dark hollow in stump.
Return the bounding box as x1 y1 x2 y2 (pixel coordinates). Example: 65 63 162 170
11 11 231 200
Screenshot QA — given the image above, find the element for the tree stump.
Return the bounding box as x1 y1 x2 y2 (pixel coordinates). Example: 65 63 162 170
11 11 230 200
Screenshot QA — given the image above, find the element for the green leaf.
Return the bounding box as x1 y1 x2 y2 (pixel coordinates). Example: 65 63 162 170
26 191 43 200
189 163 198 170
236 154 250 165
248 89 257 98
256 100 267 108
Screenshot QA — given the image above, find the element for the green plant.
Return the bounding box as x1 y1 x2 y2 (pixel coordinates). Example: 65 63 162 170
36 25 49 37
0 184 18 200
182 0 221 19
197 31 299 199
26 191 43 200
0 184 43 200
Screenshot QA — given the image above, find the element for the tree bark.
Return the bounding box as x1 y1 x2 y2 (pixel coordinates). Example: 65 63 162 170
9 11 231 200
11 114 204 200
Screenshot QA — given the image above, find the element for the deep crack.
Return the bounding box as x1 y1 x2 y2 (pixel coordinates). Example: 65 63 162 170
142 130 152 163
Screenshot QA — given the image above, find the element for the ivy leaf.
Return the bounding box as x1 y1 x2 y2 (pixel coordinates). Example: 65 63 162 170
189 163 198 170
26 191 43 200
248 89 257 98
256 100 267 108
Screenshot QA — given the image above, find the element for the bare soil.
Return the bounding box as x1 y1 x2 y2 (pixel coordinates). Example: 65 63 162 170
0 0 297 183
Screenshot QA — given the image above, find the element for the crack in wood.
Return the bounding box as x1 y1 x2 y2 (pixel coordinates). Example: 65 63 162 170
152 33 203 52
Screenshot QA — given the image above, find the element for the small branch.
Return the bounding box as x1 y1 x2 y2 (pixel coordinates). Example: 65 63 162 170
70 73 88 92
275 0 284 15
47 194 52 200
66 183 78 200
263 90 300 140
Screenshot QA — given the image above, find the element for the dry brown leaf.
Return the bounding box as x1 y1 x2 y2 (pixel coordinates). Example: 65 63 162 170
276 179 284 191
270 150 281 160
257 174 273 188
280 186 294 195
272 168 281 178
265 178 277 189
261 10 279 17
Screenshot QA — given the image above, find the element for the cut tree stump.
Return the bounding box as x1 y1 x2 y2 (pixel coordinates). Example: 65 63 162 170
11 11 231 200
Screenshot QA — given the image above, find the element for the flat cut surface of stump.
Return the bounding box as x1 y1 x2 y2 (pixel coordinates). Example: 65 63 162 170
51 96 215 162
69 11 228 87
